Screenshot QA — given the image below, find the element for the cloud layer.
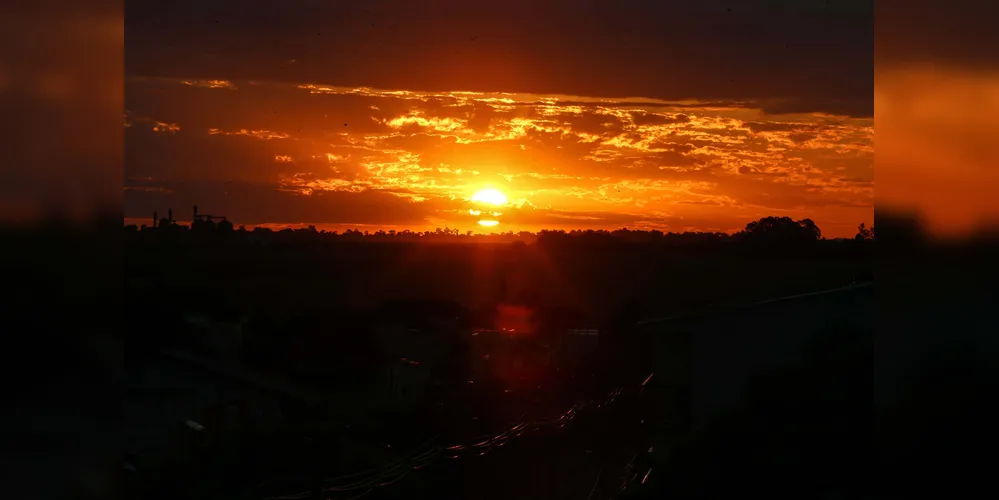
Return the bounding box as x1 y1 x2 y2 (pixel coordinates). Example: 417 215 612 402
125 78 873 236
126 0 872 117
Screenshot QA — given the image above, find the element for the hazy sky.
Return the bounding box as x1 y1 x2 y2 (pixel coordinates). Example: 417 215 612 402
125 0 872 236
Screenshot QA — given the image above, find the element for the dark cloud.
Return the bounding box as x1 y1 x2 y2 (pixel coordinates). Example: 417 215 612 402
788 132 817 144
632 112 691 127
555 101 745 110
124 179 442 225
649 150 701 168
876 0 999 68
498 206 658 228
558 112 627 137
837 176 874 186
125 126 293 183
742 121 816 134
677 199 723 206
757 98 872 118
126 0 872 116
126 79 393 135
738 166 788 177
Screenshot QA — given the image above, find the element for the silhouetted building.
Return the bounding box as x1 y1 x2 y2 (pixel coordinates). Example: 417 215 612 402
149 207 180 232
190 205 230 234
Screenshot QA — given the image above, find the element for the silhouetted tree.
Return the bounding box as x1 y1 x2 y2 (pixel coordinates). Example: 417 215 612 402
741 216 822 245
855 222 875 240
123 211 879 260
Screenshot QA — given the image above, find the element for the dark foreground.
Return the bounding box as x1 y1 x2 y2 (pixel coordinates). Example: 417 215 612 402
120 227 874 499
125 282 872 500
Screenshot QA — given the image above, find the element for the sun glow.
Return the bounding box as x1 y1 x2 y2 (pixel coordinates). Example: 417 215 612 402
471 188 508 206
470 189 507 229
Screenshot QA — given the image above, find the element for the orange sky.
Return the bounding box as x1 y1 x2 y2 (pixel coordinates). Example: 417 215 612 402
124 77 872 237
122 1 874 237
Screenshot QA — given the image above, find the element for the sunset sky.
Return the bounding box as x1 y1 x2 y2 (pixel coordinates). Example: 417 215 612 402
125 0 872 237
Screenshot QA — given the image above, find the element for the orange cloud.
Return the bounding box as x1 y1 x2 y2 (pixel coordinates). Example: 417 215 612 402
125 79 873 237
208 128 291 140
125 112 180 133
152 121 179 133
182 79 237 90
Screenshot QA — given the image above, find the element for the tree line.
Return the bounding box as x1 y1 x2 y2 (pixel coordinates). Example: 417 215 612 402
125 216 876 245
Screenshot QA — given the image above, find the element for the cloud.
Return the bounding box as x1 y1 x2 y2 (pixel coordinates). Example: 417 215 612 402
181 79 236 90
208 128 291 140
738 166 788 177
631 112 692 127
124 179 446 226
677 199 723 206
741 121 816 134
125 0 872 117
124 77 874 236
757 98 873 118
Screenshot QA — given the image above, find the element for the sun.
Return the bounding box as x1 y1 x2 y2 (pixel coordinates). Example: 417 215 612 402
471 188 508 206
